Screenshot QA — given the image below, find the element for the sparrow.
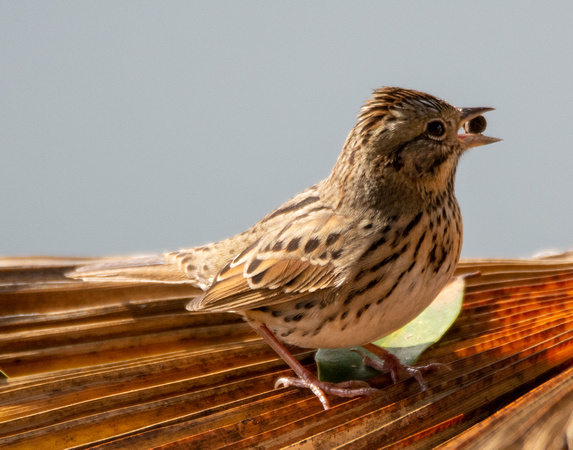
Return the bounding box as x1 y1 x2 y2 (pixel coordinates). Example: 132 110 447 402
70 87 500 409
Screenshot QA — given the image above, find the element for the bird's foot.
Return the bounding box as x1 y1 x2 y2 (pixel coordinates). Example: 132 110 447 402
254 323 379 410
353 343 450 391
275 375 378 410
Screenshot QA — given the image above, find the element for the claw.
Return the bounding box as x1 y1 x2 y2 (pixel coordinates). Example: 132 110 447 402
357 344 450 391
274 378 289 389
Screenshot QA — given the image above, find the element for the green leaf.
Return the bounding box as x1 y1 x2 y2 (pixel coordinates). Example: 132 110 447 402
0 369 8 379
316 277 465 382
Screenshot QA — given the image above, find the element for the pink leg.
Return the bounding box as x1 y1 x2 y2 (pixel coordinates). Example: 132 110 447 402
356 343 450 390
255 324 379 410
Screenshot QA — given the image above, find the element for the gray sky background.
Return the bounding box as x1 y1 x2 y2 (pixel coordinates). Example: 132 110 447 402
1 2 572 259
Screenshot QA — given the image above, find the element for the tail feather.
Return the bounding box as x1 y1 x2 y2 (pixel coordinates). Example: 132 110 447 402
68 254 195 285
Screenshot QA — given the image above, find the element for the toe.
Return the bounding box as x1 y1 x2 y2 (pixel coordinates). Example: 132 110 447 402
273 374 377 410
358 345 447 390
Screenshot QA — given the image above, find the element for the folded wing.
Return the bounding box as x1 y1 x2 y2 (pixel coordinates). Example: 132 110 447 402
187 212 364 312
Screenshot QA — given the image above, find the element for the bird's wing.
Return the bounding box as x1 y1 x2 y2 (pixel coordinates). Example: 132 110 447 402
187 211 368 312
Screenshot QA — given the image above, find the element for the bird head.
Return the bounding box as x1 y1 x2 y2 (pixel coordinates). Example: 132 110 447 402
327 87 500 210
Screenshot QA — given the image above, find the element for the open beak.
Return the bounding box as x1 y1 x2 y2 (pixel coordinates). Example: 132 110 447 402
457 107 502 148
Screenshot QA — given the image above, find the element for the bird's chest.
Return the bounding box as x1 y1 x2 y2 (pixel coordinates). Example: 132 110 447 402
335 204 462 346
345 217 461 345
249 204 462 349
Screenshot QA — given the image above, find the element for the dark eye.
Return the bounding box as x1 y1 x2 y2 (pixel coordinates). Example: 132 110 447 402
425 120 446 138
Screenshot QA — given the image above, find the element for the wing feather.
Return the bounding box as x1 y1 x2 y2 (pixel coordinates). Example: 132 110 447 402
187 211 373 312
